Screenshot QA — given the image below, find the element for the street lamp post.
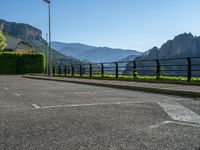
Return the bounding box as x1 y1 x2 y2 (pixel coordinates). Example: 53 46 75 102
45 33 48 75
43 0 52 76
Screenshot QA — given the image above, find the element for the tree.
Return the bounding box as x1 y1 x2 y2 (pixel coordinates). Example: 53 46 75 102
0 31 6 51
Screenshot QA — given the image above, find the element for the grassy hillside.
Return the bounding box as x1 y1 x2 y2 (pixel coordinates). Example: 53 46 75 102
3 33 83 68
30 39 84 66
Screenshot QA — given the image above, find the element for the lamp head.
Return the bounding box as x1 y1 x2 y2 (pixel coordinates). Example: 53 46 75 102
43 0 50 3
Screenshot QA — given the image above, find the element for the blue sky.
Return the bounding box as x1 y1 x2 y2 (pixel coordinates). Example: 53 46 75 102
1 0 200 52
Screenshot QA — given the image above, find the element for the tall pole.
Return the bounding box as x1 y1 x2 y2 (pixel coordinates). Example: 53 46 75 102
48 1 52 76
43 0 52 76
46 33 48 75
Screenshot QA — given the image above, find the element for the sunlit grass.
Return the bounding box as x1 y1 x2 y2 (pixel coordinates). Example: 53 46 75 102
53 73 200 83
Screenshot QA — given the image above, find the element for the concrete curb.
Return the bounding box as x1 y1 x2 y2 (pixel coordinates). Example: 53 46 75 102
23 75 200 98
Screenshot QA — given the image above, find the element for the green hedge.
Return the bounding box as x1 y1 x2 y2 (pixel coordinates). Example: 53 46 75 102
0 52 45 74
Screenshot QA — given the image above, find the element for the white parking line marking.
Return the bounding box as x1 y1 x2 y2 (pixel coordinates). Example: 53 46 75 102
149 121 200 130
169 121 200 127
32 104 41 109
149 121 170 129
41 101 146 109
157 101 200 124
4 87 8 90
14 93 21 97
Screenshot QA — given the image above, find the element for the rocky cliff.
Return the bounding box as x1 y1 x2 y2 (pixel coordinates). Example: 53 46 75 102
123 33 200 75
0 19 45 43
137 33 200 60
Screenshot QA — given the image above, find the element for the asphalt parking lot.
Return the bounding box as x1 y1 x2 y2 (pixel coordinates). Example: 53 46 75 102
0 75 200 150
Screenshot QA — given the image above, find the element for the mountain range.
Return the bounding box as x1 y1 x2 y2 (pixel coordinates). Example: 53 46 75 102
1 19 200 67
51 42 141 63
52 32 200 63
0 18 141 64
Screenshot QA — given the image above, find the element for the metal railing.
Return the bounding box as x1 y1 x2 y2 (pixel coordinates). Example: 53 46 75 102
48 56 200 82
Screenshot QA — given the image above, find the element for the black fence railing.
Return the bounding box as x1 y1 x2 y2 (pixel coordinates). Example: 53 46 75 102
48 57 200 82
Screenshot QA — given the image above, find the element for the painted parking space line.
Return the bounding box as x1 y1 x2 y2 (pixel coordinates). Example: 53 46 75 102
43 102 143 109
4 87 9 90
149 120 200 130
32 104 41 109
157 101 200 124
13 93 21 97
32 101 148 109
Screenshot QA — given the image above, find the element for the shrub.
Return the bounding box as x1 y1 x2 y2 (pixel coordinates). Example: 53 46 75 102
0 52 45 74
21 54 45 73
0 31 6 51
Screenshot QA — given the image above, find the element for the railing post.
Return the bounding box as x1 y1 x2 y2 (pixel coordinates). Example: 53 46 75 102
187 57 192 82
77 65 79 75
101 63 104 78
45 67 47 75
64 66 67 76
133 61 137 78
80 64 82 76
90 64 92 77
52 66 55 76
115 62 118 78
82 66 85 75
156 59 160 80
58 66 61 76
71 65 74 76
67 66 70 75
48 66 50 75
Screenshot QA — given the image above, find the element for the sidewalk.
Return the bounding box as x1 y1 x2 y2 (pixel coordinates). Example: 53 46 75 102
23 75 200 98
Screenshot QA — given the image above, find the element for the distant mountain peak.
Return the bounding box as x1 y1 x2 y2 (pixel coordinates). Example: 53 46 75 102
136 32 200 60
173 32 194 42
